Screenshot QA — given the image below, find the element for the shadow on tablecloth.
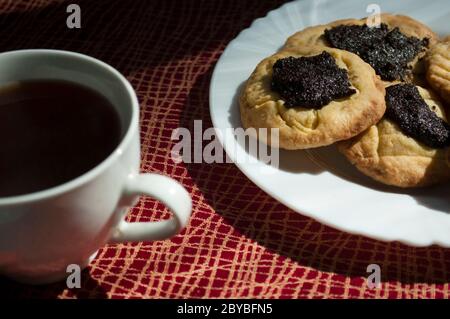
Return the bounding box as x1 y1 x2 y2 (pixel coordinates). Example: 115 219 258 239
0 269 107 299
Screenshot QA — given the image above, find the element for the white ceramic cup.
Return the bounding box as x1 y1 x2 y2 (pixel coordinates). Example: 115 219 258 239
0 50 192 284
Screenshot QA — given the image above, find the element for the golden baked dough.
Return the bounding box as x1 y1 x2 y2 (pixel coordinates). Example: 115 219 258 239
425 39 450 103
284 13 438 83
338 86 450 187
240 47 385 149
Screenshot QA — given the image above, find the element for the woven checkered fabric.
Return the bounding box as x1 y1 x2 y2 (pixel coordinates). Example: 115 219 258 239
0 0 449 299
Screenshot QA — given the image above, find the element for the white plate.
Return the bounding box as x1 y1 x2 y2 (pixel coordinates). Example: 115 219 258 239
209 0 450 247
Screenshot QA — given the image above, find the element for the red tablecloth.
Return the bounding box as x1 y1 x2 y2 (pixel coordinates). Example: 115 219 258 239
1 0 449 299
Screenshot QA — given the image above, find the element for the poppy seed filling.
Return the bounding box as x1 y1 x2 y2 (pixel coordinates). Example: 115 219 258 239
271 51 356 109
324 23 428 81
385 84 450 148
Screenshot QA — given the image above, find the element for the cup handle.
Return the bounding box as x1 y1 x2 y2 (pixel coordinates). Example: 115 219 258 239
109 174 192 243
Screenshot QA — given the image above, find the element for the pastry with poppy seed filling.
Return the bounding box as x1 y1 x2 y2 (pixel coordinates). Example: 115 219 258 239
239 47 385 149
284 13 437 84
339 84 450 187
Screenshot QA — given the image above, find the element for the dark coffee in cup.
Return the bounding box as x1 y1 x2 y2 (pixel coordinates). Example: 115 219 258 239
0 80 121 197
